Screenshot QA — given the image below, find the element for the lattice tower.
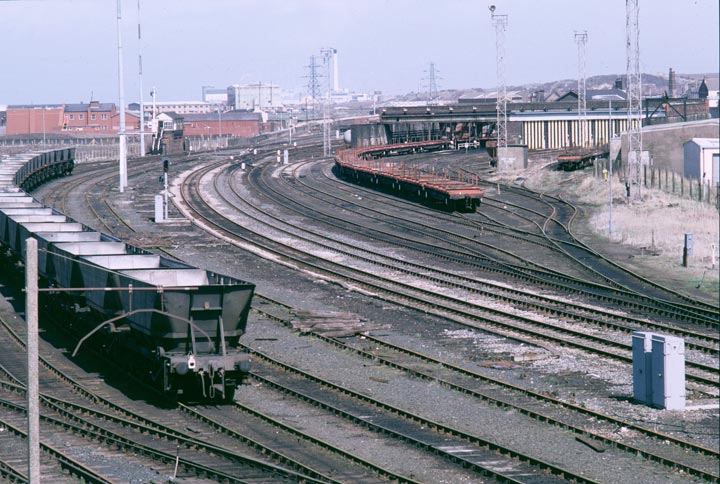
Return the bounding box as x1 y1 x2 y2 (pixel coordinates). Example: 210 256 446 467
490 8 508 154
305 55 322 104
424 62 440 106
574 31 588 148
626 0 643 200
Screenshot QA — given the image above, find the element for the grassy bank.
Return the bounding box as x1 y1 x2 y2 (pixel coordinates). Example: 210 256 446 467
493 163 719 303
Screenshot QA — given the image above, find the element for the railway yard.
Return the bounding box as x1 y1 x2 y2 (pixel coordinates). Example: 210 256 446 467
0 136 718 483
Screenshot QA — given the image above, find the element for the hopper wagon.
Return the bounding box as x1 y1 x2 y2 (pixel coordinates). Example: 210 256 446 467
0 150 255 401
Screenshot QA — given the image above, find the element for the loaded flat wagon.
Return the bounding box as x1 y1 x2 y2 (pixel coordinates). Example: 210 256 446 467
557 147 609 171
0 149 255 402
335 141 483 212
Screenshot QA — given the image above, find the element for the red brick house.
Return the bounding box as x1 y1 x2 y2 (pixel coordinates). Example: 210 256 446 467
64 101 117 132
5 102 141 135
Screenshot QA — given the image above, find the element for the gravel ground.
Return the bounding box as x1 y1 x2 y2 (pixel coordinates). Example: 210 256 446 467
241 316 710 484
21 151 719 483
238 380 487 484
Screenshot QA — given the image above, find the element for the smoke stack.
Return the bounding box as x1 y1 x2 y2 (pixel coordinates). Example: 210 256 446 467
668 67 675 97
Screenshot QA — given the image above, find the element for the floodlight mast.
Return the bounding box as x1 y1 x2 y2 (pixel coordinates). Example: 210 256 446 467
117 0 128 192
490 6 508 158
626 0 642 200
137 0 145 157
321 48 334 156
575 31 588 148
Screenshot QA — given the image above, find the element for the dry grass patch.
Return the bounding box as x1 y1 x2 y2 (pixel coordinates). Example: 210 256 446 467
493 165 719 294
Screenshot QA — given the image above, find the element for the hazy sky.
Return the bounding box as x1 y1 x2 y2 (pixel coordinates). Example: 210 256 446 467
1 0 718 105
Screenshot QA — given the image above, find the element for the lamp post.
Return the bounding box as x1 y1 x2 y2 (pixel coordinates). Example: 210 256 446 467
41 107 46 146
218 107 222 148
608 99 613 236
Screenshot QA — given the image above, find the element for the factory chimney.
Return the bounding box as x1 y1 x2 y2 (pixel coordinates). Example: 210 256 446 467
668 67 676 97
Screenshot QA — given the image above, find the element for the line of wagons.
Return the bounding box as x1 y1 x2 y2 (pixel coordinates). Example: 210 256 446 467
0 149 255 402
334 140 484 213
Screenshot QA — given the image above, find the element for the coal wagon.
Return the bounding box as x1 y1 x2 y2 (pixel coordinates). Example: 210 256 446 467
0 150 255 401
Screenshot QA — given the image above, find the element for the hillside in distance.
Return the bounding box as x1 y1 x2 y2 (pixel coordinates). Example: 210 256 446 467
384 71 716 105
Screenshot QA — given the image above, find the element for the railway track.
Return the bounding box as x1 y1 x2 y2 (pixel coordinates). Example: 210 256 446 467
171 147 717 480
184 402 421 484
246 346 603 484
251 294 720 482
172 150 718 389
15 139 718 483
238 160 718 383
313 159 719 328
4 146 401 483
307 150 718 326
0 301 350 484
306 155 720 328
473 181 719 321
280 160 719 338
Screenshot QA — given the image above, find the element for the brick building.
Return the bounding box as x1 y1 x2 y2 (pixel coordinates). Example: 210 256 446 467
63 101 117 132
4 101 141 136
5 105 65 135
182 110 265 137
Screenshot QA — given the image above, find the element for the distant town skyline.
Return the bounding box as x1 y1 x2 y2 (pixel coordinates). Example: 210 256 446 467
0 0 717 105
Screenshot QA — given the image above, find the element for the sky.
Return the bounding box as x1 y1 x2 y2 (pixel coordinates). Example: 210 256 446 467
0 0 718 105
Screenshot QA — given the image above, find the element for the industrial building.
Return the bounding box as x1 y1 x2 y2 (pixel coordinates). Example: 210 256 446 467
227 84 282 111
201 86 229 104
182 110 266 138
128 101 215 117
4 105 64 136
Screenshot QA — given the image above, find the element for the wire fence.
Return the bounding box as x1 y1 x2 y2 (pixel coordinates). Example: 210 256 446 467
592 160 719 209
0 141 141 162
185 136 228 153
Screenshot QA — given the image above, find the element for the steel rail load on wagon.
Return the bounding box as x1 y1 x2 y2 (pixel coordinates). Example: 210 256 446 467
556 147 610 171
0 149 255 402
334 141 484 212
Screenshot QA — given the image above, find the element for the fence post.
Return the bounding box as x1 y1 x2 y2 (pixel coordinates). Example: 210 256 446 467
681 177 684 196
699 179 703 202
